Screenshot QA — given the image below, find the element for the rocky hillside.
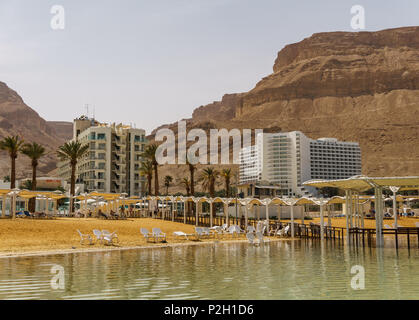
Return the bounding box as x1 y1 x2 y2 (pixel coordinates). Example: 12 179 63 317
151 27 419 193
0 82 72 179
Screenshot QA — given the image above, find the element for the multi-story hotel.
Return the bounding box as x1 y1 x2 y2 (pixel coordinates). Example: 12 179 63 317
58 116 147 196
239 131 362 197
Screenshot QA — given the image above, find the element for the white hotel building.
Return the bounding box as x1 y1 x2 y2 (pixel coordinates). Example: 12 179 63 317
58 116 147 196
239 131 362 197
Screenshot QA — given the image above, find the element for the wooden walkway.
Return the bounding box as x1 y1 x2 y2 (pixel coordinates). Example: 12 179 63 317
153 210 418 250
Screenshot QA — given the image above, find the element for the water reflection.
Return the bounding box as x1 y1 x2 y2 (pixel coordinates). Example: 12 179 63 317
0 241 418 300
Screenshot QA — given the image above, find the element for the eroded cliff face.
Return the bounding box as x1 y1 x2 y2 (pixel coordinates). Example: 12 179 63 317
152 27 419 191
0 82 72 178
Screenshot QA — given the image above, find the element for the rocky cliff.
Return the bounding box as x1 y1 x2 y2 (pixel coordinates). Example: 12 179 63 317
152 27 419 193
0 82 72 179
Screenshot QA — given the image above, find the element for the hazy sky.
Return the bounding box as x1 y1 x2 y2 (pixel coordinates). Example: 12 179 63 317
0 0 417 133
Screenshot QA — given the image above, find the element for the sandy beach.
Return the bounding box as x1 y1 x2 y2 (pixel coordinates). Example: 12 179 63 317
0 217 417 257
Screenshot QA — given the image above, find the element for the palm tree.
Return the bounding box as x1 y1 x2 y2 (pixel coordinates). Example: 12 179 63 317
200 167 219 218
142 144 159 196
21 180 33 190
139 160 153 196
200 167 219 198
180 178 191 196
21 142 46 212
164 175 173 195
186 159 196 196
221 168 232 198
57 141 89 213
0 136 24 188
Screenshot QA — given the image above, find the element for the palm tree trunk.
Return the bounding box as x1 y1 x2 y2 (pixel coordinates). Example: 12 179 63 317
29 163 37 212
210 182 215 218
147 175 152 195
190 167 195 196
70 164 76 213
10 157 16 189
226 177 230 198
154 164 159 196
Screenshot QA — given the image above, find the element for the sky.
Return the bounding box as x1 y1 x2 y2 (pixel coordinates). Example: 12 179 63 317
0 0 417 133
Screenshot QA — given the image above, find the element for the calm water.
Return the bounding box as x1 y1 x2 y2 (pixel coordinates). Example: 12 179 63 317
0 241 419 300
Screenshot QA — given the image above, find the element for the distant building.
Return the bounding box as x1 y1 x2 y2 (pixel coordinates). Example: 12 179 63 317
239 131 362 197
18 177 64 191
58 116 147 196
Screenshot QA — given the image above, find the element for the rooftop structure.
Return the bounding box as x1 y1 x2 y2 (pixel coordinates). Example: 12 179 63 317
58 116 147 196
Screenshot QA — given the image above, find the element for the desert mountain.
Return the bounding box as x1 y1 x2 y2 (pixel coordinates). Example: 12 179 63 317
150 26 419 194
0 82 72 179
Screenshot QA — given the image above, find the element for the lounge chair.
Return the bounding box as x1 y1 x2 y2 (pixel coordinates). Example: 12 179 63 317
93 229 103 243
415 222 419 228
228 225 238 237
276 225 290 237
256 231 264 244
194 227 204 240
173 231 191 240
247 226 256 233
16 211 32 218
152 228 166 242
77 230 93 245
141 228 154 242
228 225 244 237
235 225 245 234
202 227 212 238
221 224 228 233
102 230 119 244
211 226 224 238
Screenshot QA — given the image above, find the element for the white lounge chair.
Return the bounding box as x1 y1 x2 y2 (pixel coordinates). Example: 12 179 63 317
141 228 154 242
173 231 191 240
221 224 228 233
228 225 238 237
247 226 256 233
211 226 224 238
77 230 93 245
194 227 204 240
202 227 212 238
101 230 119 245
152 228 166 242
277 225 290 237
93 229 103 243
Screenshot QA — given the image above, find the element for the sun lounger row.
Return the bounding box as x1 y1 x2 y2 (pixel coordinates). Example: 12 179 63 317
77 229 119 246
140 228 167 243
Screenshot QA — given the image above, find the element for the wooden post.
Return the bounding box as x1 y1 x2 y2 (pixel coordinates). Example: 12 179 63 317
320 204 324 240
210 200 213 228
195 201 199 226
290 204 295 238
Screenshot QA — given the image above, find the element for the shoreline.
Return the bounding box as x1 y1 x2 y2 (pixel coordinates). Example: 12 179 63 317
0 238 289 259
